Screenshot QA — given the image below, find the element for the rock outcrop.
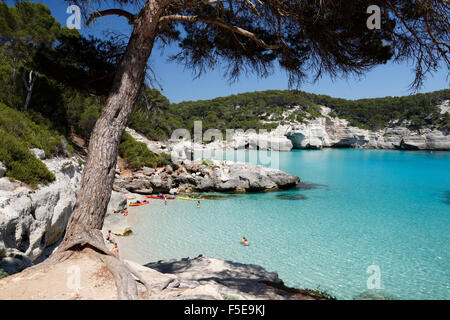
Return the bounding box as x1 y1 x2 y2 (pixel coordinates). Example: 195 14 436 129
0 248 32 275
283 103 450 150
143 255 325 300
126 100 450 153
0 252 325 300
203 126 293 152
135 101 450 152
285 114 450 150
0 158 127 264
0 162 5 178
29 148 46 160
115 159 300 194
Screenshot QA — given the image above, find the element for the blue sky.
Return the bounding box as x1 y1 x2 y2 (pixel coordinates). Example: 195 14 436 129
19 1 450 103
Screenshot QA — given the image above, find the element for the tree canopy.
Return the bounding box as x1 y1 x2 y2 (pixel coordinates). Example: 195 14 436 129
69 0 449 89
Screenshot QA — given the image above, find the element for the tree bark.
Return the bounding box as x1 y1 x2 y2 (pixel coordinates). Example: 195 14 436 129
57 0 170 253
22 70 37 112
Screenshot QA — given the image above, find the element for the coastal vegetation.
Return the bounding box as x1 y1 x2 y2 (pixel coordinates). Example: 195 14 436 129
0 2 169 186
138 89 450 140
0 0 448 300
119 131 176 170
0 103 59 187
1 2 448 187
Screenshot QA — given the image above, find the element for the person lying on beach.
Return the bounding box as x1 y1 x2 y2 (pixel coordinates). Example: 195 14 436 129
241 236 249 246
110 243 119 256
106 230 114 244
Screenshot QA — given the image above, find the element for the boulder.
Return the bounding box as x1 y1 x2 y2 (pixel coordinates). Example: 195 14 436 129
125 178 153 194
142 167 156 176
29 148 46 160
106 191 127 216
0 248 32 276
111 226 133 237
0 162 6 178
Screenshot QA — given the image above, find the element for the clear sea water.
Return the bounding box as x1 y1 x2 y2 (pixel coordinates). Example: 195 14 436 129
132 149 450 300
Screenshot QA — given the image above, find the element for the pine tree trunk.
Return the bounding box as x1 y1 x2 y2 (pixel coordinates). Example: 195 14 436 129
58 1 169 252
22 70 37 112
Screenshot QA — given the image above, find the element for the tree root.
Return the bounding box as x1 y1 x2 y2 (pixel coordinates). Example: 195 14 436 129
123 260 154 298
29 228 153 300
98 252 140 300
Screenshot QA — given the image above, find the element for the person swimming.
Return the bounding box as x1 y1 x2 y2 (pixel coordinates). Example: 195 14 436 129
197 200 200 208
241 236 249 246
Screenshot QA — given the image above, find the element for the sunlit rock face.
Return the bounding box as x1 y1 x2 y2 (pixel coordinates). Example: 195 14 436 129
284 104 450 151
0 158 127 262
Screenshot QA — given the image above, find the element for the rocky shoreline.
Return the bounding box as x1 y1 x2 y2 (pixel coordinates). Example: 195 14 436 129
0 144 300 274
0 157 129 266
0 153 325 300
114 158 300 195
141 100 450 152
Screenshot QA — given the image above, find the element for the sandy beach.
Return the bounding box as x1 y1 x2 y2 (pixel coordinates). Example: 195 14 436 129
102 194 148 264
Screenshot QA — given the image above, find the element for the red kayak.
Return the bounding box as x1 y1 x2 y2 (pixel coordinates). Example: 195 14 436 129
146 195 176 200
128 200 149 207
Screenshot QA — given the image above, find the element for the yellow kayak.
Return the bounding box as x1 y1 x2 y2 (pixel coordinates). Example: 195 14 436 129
177 196 205 201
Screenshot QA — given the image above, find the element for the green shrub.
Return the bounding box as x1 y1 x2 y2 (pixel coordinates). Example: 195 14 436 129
0 269 8 279
161 152 179 170
0 128 55 187
0 103 65 158
304 286 337 300
77 104 101 140
202 159 214 166
119 132 169 169
305 104 322 118
0 103 58 187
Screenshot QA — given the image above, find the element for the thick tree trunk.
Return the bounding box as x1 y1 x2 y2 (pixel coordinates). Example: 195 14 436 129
57 1 170 253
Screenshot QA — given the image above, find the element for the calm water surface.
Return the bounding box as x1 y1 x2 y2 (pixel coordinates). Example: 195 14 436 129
132 149 450 299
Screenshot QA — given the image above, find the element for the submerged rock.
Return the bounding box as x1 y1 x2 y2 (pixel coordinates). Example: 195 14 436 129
202 194 241 200
443 190 450 205
296 182 327 190
276 194 308 200
353 290 399 300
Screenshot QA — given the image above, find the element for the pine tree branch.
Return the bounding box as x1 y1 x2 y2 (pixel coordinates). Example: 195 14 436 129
159 14 283 50
87 9 135 26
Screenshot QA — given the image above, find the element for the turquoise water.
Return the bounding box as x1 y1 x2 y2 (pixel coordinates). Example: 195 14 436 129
132 149 450 300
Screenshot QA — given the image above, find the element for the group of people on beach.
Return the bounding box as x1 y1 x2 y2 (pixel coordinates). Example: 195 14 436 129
123 194 249 250
106 230 119 256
